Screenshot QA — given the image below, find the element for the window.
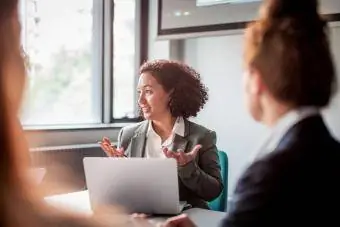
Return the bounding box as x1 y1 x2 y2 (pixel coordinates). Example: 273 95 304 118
113 0 138 119
19 0 144 127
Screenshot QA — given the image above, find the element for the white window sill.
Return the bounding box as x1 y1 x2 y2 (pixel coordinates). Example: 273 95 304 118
24 122 136 132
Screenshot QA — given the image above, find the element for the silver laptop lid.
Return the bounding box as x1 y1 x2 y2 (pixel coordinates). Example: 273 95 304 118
83 157 181 214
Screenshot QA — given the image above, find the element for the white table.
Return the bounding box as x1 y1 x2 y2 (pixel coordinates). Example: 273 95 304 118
45 190 226 227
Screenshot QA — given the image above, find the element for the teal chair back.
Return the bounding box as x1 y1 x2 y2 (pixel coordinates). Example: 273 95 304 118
208 150 228 212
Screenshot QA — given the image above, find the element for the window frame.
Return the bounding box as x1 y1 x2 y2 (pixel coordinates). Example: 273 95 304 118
22 0 149 131
109 0 149 124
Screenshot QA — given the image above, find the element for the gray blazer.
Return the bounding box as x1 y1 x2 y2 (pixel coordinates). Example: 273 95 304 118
117 119 223 209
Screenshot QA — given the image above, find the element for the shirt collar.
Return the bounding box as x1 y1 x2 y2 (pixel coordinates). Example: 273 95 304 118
147 117 185 137
256 107 319 159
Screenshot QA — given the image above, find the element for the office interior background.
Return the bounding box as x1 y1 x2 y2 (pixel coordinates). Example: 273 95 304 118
23 0 340 206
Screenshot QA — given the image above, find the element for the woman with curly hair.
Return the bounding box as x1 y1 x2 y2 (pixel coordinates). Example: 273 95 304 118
100 59 223 209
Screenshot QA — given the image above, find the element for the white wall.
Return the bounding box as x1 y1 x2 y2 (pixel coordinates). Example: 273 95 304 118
183 34 266 197
182 25 340 197
148 0 170 60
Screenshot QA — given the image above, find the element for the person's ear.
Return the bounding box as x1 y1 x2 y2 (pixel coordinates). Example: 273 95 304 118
249 67 265 96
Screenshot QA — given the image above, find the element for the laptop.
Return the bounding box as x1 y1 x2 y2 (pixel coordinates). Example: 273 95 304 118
83 157 187 215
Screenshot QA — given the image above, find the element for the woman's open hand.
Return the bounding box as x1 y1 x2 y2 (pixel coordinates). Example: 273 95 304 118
162 144 202 166
99 137 125 157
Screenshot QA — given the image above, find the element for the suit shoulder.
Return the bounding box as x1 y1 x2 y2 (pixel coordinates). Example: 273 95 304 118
187 120 215 135
120 121 147 140
247 145 312 184
235 154 287 195
186 120 217 146
120 121 147 137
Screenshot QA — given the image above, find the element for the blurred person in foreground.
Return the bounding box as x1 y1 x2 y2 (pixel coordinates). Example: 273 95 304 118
0 1 154 226
163 0 340 226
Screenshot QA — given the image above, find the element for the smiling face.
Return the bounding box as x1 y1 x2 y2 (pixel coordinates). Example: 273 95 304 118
137 72 171 120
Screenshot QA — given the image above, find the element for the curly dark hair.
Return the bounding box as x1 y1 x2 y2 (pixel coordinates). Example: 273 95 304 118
139 59 208 118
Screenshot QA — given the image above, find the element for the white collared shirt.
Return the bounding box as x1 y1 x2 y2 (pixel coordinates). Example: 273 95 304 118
145 117 185 158
254 107 320 161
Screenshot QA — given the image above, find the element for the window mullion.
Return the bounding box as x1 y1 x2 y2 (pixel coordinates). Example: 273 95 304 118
93 0 105 124
102 0 114 124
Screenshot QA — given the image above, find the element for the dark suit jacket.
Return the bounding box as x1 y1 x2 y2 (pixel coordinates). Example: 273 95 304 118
222 115 340 227
117 119 223 209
